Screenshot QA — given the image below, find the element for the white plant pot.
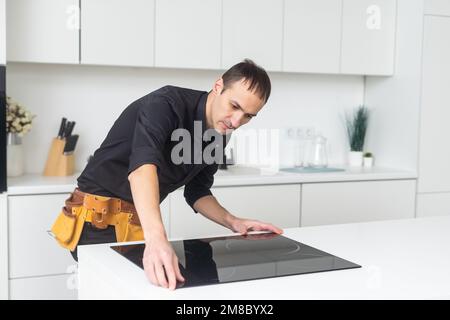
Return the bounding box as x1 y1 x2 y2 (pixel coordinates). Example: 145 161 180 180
363 157 374 167
348 151 363 166
7 133 25 177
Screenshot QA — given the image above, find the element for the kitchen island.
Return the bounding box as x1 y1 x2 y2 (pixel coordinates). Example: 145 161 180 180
78 216 450 299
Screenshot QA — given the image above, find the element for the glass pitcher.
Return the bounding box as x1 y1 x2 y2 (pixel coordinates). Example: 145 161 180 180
307 134 328 168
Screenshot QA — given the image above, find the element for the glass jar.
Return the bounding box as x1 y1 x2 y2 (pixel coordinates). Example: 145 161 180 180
307 134 328 168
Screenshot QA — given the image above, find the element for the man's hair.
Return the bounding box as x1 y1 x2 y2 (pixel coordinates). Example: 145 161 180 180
221 59 271 104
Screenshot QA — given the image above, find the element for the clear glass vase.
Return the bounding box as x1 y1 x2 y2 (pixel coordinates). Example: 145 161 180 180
7 132 25 177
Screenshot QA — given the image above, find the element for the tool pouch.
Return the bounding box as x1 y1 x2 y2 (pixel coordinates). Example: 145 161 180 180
50 192 86 252
114 213 144 243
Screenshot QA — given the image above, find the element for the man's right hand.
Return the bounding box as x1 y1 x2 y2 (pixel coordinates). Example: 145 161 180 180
142 235 185 290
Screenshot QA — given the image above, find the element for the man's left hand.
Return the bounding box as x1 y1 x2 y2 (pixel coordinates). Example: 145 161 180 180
229 216 283 235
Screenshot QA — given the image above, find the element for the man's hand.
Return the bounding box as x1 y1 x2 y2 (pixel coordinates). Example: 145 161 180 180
228 216 284 235
142 234 185 291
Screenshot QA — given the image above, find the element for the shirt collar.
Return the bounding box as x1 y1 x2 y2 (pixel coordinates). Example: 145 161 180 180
195 91 209 134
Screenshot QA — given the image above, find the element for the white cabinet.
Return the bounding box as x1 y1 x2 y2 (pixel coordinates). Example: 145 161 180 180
8 193 170 279
7 192 169 299
9 273 77 300
0 193 7 300
418 16 450 193
8 193 75 278
5 0 398 75
154 0 221 69
170 185 301 239
301 180 416 227
341 0 396 75
81 0 155 67
222 0 282 71
283 0 342 74
417 193 450 218
6 0 79 64
425 0 450 16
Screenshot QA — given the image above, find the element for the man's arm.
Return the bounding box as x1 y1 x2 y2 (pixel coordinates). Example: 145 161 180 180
193 195 283 235
128 164 184 290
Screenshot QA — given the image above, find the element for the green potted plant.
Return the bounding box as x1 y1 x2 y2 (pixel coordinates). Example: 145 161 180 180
345 105 369 166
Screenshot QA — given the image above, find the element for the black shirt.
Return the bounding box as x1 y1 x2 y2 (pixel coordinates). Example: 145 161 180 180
77 85 224 212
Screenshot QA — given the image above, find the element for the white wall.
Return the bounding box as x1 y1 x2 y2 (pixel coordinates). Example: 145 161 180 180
6 62 364 173
364 0 424 172
0 0 5 65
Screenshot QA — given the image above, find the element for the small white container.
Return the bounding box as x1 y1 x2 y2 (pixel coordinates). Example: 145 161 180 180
363 156 374 167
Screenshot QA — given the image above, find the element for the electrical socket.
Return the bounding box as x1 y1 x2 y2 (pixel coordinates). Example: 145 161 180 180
305 127 315 139
284 126 315 140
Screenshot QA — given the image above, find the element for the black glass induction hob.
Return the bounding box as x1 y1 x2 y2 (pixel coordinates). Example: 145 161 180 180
111 233 361 289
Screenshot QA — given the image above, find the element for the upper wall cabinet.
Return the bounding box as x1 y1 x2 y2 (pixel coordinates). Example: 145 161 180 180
283 0 342 74
154 0 221 69
6 0 79 64
425 0 450 16
81 0 154 67
6 0 397 76
222 0 283 72
340 0 397 75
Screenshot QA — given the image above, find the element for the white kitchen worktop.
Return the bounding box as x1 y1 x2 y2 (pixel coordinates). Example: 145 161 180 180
77 216 450 300
7 166 416 195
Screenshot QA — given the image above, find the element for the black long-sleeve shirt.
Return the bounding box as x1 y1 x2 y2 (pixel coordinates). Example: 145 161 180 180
77 85 224 212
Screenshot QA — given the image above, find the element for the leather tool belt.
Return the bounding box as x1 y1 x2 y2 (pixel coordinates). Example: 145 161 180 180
50 188 143 252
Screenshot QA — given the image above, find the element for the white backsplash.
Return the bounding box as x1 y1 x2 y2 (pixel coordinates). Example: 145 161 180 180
6 62 364 173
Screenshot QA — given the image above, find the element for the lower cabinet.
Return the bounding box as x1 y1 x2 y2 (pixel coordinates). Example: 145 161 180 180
170 184 302 239
416 192 450 218
9 273 77 300
8 193 75 279
7 192 169 300
301 180 417 226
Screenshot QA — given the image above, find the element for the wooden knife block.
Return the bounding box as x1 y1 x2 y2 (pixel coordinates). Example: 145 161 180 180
43 138 75 176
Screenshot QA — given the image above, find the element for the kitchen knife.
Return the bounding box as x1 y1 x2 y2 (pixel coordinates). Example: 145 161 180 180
57 117 67 139
62 121 71 138
65 121 76 138
63 134 79 155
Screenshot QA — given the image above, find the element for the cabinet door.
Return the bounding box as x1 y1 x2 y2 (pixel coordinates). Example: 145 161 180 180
170 185 301 239
418 16 450 193
301 180 416 227
8 193 76 278
81 0 154 67
417 193 450 218
425 0 450 16
0 193 7 300
6 0 79 63
9 274 77 300
283 0 342 74
222 0 282 71
341 0 396 75
154 0 221 69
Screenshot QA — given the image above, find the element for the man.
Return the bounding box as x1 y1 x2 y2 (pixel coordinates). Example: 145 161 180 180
52 59 283 290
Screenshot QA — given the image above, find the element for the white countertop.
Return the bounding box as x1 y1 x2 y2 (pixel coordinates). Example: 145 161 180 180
77 216 450 300
7 166 416 195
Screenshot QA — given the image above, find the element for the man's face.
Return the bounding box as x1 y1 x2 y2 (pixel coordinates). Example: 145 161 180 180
208 78 265 135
